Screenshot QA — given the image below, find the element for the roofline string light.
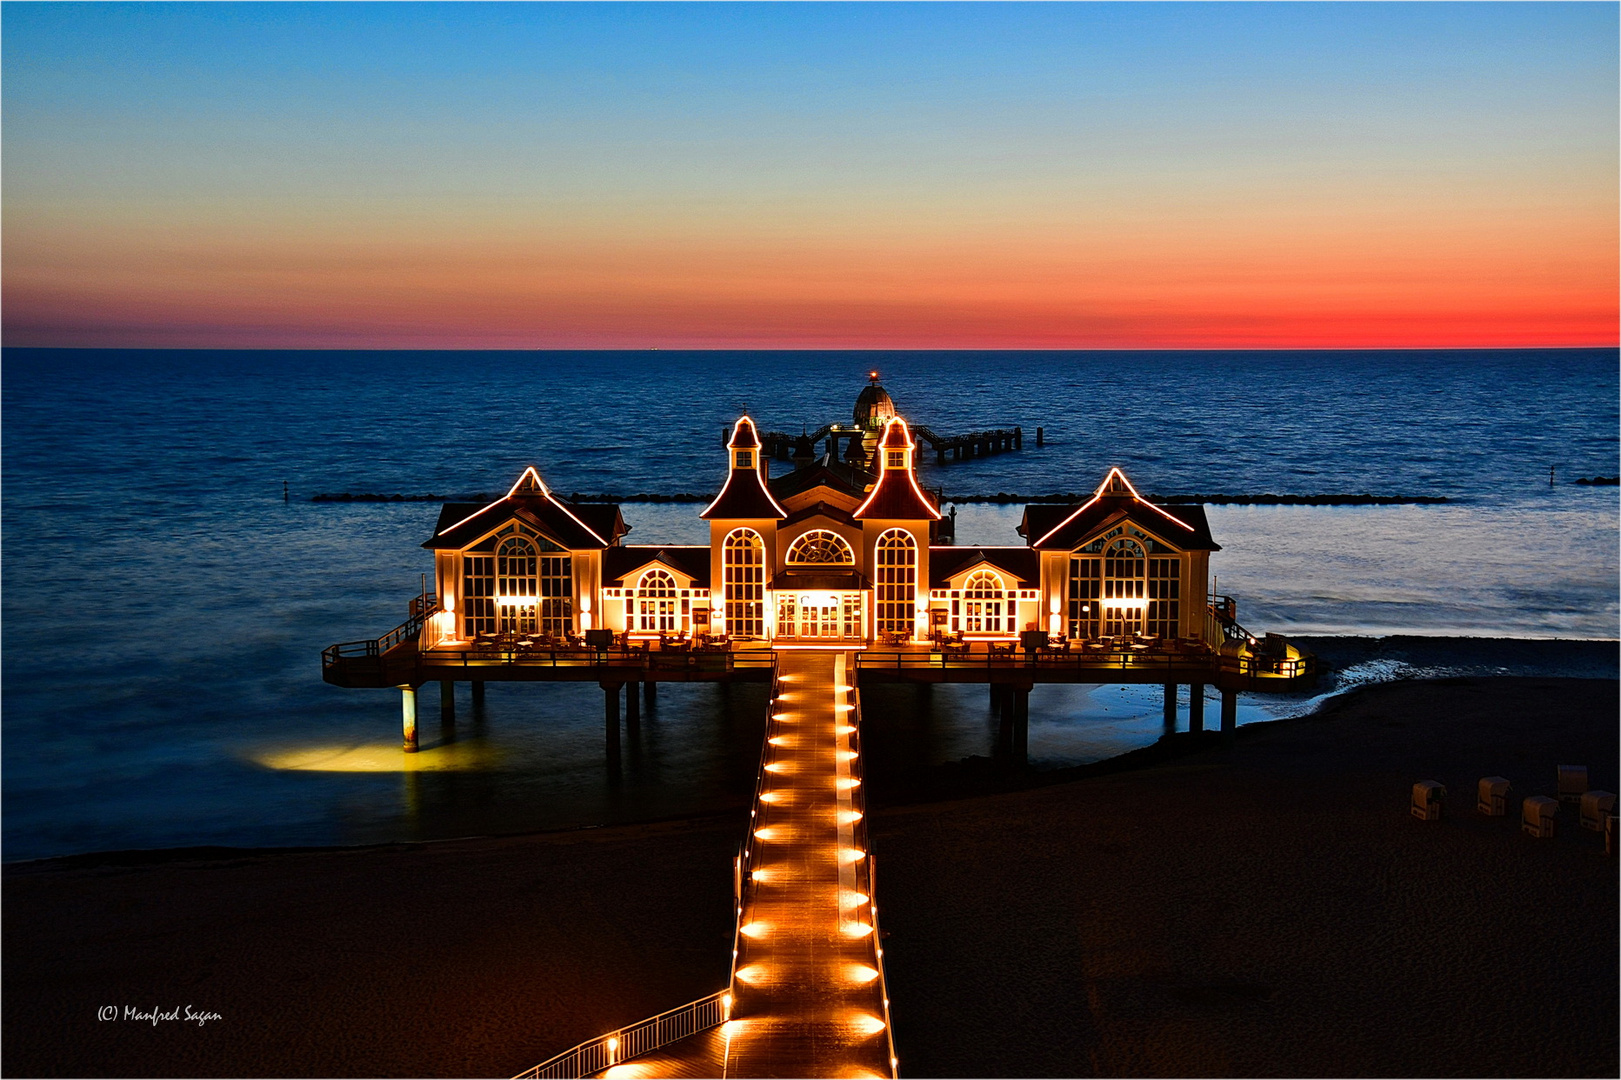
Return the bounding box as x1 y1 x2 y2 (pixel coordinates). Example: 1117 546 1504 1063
1031 466 1193 548
701 415 789 520
852 416 942 521
436 465 609 546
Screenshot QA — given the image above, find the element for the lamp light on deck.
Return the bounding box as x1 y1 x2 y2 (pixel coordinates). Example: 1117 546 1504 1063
849 1012 887 1036
735 964 768 985
607 1035 619 1064
835 724 855 735
840 847 866 864
740 921 771 939
845 963 880 984
722 993 733 1018
842 921 874 938
838 809 863 824
444 592 456 613
837 777 860 790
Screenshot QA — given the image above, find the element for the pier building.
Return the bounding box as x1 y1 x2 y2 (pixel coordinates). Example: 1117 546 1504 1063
319 376 1317 1078
323 377 1314 752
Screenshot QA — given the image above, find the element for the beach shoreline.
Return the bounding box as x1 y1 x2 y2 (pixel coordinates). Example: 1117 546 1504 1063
5 674 1615 1078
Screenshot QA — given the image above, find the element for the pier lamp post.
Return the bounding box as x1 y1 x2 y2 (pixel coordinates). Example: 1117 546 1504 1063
579 594 592 631
1048 596 1062 638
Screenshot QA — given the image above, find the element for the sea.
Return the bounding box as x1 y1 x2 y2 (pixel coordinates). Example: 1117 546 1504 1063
3 348 1617 862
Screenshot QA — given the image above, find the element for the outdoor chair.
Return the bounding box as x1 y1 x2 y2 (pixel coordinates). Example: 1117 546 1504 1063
1411 780 1446 821
1579 791 1616 831
1557 765 1589 804
1522 796 1558 838
1477 776 1512 817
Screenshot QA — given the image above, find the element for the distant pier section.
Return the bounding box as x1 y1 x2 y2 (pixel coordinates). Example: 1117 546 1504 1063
744 371 1040 468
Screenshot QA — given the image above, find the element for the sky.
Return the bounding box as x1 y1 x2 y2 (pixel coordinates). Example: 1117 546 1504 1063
3 2 1616 350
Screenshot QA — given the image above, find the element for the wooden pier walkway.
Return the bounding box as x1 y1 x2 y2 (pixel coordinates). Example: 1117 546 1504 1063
714 651 896 1078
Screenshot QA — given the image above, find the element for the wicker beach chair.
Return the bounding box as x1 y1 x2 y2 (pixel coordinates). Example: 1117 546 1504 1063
1557 765 1589 804
1578 791 1616 831
1522 796 1558 838
1477 776 1512 817
1411 781 1446 821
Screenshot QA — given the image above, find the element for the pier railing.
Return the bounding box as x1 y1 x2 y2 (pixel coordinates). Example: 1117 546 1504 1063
854 647 1314 682
847 678 901 1078
510 989 728 1080
320 606 434 673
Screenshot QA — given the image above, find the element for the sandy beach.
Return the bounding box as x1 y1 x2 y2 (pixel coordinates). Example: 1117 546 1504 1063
5 675 1616 1078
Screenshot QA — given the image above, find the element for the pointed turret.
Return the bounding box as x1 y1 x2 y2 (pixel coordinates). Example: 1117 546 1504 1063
700 415 788 520
852 417 941 520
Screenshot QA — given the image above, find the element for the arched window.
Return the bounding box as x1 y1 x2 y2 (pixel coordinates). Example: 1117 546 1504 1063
786 530 854 565
723 529 766 638
497 536 538 633
1103 538 1145 636
963 570 1004 633
874 529 917 636
636 569 679 632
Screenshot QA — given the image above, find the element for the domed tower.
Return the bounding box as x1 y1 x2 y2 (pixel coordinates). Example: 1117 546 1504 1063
853 371 897 431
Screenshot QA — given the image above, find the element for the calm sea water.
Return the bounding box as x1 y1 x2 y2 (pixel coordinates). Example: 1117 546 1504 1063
3 349 1617 861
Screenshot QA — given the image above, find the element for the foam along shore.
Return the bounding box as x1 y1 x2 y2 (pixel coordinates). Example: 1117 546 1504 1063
4 676 1616 1078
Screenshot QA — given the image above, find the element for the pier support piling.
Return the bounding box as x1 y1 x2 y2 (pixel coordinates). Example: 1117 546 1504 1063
1221 688 1238 735
644 679 657 706
401 686 418 752
1189 683 1205 733
1036 426 1045 447
470 680 485 715
1012 686 1029 762
602 682 622 766
440 680 455 725
625 677 641 734
1163 683 1178 734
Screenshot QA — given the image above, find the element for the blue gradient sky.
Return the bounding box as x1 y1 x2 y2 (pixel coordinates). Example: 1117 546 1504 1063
4 3 1616 348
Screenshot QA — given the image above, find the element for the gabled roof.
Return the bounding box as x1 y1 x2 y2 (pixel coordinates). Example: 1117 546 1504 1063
852 417 941 521
701 416 787 521
768 455 870 503
1019 468 1219 552
928 546 1040 589
423 467 617 551
782 500 856 529
603 546 712 588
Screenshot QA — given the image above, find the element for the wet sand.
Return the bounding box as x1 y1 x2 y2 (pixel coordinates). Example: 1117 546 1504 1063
5 676 1616 1078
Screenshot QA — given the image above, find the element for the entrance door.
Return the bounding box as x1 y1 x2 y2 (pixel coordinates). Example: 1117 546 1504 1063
801 601 840 638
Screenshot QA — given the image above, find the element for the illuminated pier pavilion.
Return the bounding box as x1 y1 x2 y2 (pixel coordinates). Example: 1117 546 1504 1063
322 385 1316 752
320 383 1316 1077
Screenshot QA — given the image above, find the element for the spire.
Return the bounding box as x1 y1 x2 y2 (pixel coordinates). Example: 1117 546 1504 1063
852 417 941 520
701 415 787 520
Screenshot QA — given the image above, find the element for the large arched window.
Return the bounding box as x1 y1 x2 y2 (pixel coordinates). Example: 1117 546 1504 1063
636 569 678 632
786 530 854 565
723 529 766 638
497 536 538 633
874 529 917 636
1103 538 1145 636
963 570 1005 633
